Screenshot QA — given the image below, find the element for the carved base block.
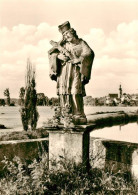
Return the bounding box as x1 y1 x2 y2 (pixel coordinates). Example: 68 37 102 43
47 124 95 170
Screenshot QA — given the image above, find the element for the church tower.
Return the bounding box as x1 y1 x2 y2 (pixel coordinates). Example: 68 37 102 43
119 84 122 99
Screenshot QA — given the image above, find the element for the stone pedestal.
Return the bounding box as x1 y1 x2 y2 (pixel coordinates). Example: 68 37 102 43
103 140 138 180
47 124 95 169
90 138 138 180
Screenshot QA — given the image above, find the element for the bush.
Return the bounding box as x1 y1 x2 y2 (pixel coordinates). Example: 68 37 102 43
0 154 138 195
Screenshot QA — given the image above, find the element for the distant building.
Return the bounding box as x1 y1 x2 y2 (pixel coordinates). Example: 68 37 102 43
130 94 138 106
105 94 119 106
108 94 118 99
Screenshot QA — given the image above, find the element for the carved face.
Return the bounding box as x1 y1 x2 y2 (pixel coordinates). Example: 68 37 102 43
63 30 74 42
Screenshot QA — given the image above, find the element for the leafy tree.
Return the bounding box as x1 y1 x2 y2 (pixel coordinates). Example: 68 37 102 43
0 99 5 106
37 93 47 106
10 101 15 106
20 59 39 131
45 96 49 106
19 87 25 106
4 88 10 106
48 97 59 106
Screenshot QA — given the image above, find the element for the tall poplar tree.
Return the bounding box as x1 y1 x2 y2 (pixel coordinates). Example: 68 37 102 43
20 59 39 131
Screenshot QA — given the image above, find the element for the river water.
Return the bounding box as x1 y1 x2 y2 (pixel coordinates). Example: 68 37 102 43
90 122 138 144
0 106 137 131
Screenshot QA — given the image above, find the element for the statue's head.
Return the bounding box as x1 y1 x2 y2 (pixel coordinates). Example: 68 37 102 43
58 21 78 42
58 21 71 34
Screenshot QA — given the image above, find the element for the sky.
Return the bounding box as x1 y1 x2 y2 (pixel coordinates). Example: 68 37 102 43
0 0 138 98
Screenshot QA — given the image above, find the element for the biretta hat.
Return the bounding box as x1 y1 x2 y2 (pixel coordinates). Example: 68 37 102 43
58 21 71 34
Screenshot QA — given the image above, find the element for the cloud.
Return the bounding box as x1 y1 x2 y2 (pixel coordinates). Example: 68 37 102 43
84 20 138 59
103 21 138 59
0 22 60 98
84 20 138 96
0 20 138 98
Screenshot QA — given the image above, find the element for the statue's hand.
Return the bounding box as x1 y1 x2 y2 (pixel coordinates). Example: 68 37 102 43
58 53 69 62
50 40 58 47
70 58 81 64
81 75 89 85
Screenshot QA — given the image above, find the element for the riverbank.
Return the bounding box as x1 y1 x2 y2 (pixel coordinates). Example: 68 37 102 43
0 106 137 131
0 110 137 141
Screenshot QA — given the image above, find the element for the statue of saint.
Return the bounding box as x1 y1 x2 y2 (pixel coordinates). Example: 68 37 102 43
48 21 94 124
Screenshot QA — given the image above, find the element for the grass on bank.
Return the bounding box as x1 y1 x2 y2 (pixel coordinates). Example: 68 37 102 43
0 128 49 141
0 153 138 195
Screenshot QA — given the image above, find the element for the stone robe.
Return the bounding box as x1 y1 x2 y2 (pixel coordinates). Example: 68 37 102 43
49 38 94 97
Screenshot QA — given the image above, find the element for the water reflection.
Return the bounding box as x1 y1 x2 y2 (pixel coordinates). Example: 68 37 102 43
90 122 138 144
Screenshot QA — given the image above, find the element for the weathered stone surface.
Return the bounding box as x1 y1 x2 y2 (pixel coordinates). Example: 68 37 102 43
49 131 85 164
0 138 48 175
48 125 95 169
90 138 106 169
90 137 138 180
48 21 94 124
131 149 138 179
87 111 138 129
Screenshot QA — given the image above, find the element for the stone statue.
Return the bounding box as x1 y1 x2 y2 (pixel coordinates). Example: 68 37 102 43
48 21 94 124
